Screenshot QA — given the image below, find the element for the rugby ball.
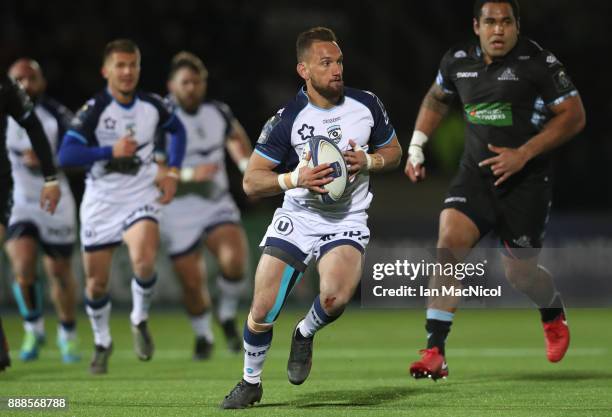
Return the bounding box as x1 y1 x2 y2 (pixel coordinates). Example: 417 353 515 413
308 135 348 204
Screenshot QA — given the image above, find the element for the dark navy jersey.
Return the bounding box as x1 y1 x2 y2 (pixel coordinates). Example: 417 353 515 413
436 37 579 176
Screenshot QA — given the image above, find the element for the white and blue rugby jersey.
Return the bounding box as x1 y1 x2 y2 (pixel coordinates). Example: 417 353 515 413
6 96 73 203
163 100 235 200
66 90 175 203
255 86 395 217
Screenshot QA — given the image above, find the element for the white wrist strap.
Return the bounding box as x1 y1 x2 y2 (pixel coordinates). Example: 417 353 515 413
43 180 59 187
278 158 308 191
278 173 290 191
410 130 429 148
238 158 249 174
180 167 195 182
352 143 372 170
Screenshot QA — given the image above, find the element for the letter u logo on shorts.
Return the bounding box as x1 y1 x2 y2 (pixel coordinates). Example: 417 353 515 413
273 216 293 235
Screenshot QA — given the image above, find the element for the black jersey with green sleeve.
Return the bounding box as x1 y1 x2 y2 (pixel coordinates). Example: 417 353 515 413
436 37 579 177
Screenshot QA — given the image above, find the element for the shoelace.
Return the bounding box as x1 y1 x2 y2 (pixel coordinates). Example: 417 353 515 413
293 339 312 360
226 381 247 399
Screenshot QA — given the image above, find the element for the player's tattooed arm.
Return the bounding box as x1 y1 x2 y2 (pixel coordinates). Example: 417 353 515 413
404 83 454 183
416 83 454 135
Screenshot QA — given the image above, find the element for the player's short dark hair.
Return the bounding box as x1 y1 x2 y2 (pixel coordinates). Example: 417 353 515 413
296 27 338 62
103 39 140 63
169 51 208 80
473 0 520 22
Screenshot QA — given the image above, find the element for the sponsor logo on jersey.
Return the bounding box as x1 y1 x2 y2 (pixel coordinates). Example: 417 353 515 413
464 103 513 126
257 113 281 144
456 72 478 79
326 125 342 143
322 116 341 124
273 215 294 235
512 235 533 248
546 54 558 65
518 55 531 60
125 122 136 137
454 50 467 58
553 69 573 92
46 226 74 238
497 68 519 81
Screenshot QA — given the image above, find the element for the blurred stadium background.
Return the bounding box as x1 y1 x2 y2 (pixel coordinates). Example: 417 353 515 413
1 0 612 307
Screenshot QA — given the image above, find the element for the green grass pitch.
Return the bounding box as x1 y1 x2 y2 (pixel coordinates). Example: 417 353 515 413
1 308 611 416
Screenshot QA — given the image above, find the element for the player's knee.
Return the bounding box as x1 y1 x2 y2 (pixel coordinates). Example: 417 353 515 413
217 248 246 279
181 276 202 295
220 260 245 281
319 291 350 315
131 254 156 278
86 278 107 299
46 260 71 280
10 256 36 280
14 265 36 283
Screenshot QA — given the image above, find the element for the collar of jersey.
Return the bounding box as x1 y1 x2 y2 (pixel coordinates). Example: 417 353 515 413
105 88 137 109
300 85 345 111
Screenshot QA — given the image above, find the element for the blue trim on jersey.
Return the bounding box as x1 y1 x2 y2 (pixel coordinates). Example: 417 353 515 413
164 115 186 168
65 130 88 144
161 112 176 129
374 129 396 148
426 308 455 322
300 87 342 111
547 90 578 107
254 148 281 164
58 134 113 167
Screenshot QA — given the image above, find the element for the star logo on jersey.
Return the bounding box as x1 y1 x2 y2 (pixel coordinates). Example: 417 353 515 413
297 124 315 141
104 117 117 130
